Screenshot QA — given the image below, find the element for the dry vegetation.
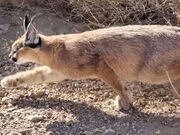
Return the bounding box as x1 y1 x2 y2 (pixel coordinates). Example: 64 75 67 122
1 0 180 28
30 0 180 28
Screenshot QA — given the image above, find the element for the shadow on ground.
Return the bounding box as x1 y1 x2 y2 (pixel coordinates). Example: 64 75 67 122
13 95 180 135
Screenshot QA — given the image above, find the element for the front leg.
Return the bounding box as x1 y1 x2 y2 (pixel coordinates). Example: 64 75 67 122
1 66 66 88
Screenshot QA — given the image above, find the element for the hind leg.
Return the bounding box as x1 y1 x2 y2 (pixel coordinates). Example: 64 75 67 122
114 88 132 110
97 61 132 110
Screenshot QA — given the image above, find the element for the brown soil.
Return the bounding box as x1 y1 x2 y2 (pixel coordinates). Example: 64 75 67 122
0 6 179 135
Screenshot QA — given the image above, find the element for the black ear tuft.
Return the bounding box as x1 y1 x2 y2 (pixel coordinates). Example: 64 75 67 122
23 15 30 32
24 23 41 49
25 36 41 48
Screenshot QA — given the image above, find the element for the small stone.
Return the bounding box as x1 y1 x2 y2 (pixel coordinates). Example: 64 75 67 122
155 130 160 135
47 132 54 135
19 94 24 98
0 112 4 116
19 129 32 135
1 97 9 102
93 128 102 134
26 115 44 123
46 112 52 118
10 116 14 120
7 107 16 112
0 91 6 97
104 128 115 134
28 92 36 98
33 89 46 97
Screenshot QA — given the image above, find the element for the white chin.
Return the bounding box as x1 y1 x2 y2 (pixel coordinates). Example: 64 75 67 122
15 58 30 65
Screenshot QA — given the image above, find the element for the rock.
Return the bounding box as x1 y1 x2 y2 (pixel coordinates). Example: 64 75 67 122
26 115 44 123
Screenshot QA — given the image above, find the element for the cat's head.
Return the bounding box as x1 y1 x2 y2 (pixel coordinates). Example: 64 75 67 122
9 15 41 64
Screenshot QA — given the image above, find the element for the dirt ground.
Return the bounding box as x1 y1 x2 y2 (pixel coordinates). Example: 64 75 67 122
0 6 180 135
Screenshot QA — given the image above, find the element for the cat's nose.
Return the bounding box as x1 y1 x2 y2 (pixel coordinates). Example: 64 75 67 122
12 57 17 62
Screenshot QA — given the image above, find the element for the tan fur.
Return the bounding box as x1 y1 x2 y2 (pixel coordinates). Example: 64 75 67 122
1 25 180 110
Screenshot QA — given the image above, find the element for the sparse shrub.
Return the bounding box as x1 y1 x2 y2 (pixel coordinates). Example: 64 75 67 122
1 0 179 29
37 0 179 29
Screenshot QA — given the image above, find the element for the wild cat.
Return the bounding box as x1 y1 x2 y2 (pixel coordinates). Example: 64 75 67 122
1 16 180 111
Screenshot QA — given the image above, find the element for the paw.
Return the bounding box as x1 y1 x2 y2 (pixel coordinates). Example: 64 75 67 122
1 77 9 88
114 95 131 111
1 77 19 88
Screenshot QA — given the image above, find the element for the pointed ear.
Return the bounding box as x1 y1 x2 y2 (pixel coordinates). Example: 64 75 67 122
23 15 30 32
25 23 41 48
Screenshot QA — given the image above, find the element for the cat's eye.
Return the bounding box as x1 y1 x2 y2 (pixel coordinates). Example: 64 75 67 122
15 45 22 52
17 46 21 50
13 50 16 54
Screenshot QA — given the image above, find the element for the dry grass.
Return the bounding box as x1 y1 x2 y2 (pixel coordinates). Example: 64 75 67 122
0 0 179 29
35 0 179 29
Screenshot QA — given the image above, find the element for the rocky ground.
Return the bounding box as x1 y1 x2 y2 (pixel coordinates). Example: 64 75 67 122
0 6 179 135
